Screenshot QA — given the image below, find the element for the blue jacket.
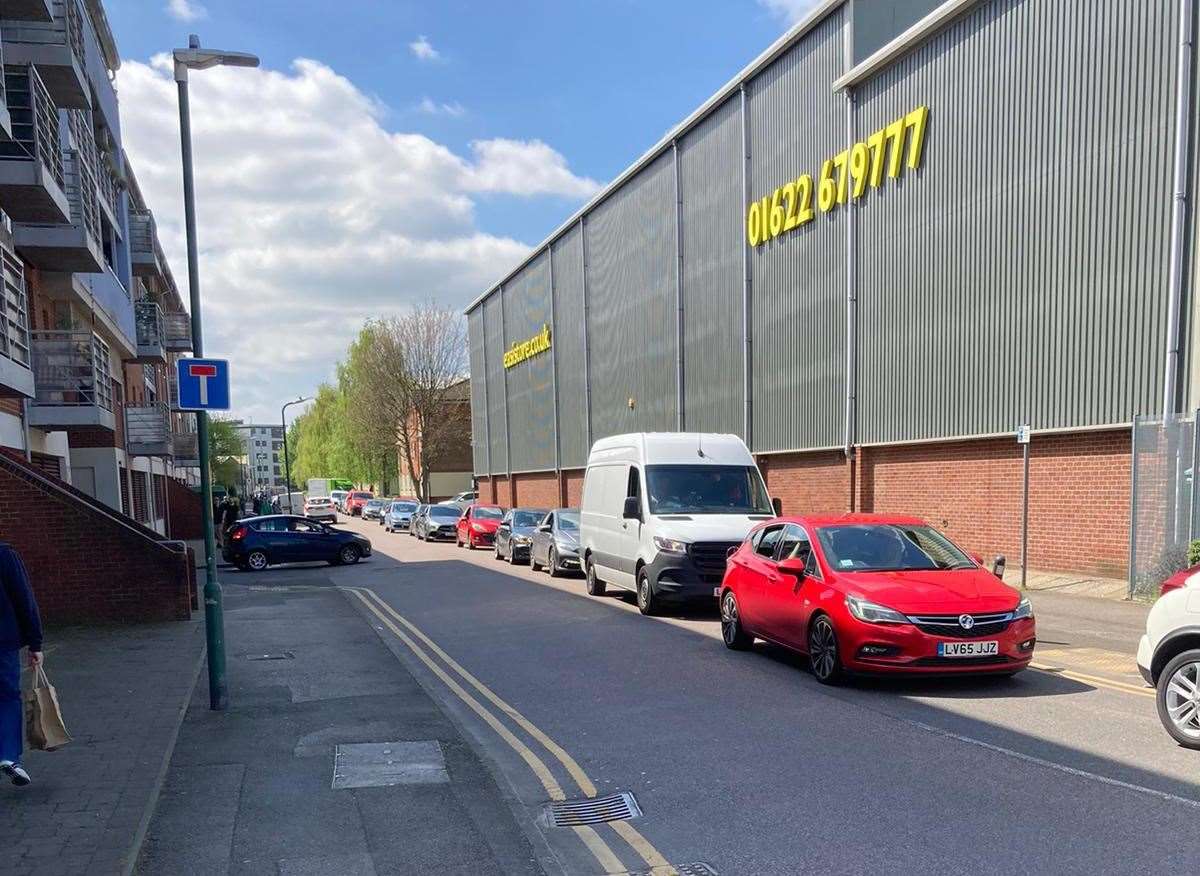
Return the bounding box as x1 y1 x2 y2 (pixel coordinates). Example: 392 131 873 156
0 543 42 651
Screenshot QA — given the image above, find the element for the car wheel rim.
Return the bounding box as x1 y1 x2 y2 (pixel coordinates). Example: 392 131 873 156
638 578 649 609
249 553 266 570
1165 661 1200 739
811 620 836 679
549 549 557 570
341 547 356 563
721 594 739 644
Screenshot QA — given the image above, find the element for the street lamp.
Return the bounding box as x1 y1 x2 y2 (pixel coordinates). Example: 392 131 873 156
174 34 260 712
281 396 311 513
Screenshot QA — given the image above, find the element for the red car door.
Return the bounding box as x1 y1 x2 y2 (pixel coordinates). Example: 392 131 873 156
758 523 817 648
457 507 471 543
736 524 785 632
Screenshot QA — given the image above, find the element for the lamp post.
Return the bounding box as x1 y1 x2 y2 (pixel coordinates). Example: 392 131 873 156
281 396 310 513
174 34 259 712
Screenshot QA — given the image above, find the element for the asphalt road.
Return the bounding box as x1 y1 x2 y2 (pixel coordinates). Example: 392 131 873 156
309 517 1187 875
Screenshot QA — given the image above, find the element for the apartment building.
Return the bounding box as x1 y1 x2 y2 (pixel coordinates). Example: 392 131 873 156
0 0 199 535
234 422 285 492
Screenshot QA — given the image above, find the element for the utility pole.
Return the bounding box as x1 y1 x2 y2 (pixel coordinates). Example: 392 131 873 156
174 35 259 711
281 397 310 513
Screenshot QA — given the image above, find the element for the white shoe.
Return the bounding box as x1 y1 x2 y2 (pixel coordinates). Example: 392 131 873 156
0 761 31 786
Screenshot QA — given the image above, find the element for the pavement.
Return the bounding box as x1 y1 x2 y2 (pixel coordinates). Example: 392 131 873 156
135 566 546 876
0 620 206 876
325 516 1196 875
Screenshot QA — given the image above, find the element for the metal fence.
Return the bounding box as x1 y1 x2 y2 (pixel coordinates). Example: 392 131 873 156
1130 413 1199 599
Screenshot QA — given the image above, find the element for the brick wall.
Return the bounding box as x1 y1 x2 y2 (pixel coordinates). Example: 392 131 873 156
166 477 204 540
759 451 851 517
0 451 192 623
513 471 559 508
564 470 584 507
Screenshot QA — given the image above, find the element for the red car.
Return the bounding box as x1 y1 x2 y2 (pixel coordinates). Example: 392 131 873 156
456 503 505 549
719 514 1035 683
346 490 374 516
1160 562 1200 596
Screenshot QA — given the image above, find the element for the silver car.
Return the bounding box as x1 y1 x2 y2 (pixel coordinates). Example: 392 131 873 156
303 496 338 524
530 508 581 577
384 500 418 532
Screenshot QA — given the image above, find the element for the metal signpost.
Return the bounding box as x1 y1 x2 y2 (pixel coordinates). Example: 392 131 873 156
1017 424 1031 590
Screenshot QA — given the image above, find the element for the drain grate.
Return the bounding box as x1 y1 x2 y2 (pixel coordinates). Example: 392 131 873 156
549 791 641 827
620 865 717 876
244 652 295 661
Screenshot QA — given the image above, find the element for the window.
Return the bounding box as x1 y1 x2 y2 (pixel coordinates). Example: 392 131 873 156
754 525 784 559
777 524 819 577
289 518 325 533
474 506 503 520
512 510 544 527
816 524 973 572
626 466 641 502
644 465 772 515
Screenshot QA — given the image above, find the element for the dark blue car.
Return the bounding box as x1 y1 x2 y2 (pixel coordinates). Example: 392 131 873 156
223 515 372 571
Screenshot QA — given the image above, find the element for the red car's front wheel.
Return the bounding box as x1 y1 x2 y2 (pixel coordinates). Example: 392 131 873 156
808 615 843 685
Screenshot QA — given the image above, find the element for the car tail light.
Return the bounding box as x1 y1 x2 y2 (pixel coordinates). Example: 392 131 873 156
231 525 248 541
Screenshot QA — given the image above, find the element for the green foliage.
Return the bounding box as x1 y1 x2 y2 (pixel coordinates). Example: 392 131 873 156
207 415 245 459
1188 539 1200 567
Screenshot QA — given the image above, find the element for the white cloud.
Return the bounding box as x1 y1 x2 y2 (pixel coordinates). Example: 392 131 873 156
165 0 207 22
409 35 440 62
117 56 597 422
758 0 822 24
417 97 466 117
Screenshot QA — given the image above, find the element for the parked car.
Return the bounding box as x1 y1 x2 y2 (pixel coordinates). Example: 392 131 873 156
1160 563 1200 596
580 432 777 615
223 515 372 571
361 498 388 521
420 504 462 541
273 491 306 514
1138 588 1200 749
530 509 581 576
331 489 349 511
448 489 479 509
409 504 429 536
304 496 338 524
493 508 550 564
384 500 419 533
719 514 1033 683
346 491 374 516
456 503 505 549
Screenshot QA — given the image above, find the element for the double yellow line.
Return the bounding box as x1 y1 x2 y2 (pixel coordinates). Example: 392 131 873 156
1029 662 1155 698
344 586 675 875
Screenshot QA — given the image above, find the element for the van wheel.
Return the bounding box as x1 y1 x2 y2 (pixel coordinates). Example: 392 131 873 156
585 557 605 596
636 569 659 616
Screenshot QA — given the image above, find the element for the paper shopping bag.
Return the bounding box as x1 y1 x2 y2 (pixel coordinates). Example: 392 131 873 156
25 665 71 751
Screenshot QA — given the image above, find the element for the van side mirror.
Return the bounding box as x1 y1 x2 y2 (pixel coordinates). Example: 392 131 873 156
991 554 1006 578
772 497 783 516
622 496 641 520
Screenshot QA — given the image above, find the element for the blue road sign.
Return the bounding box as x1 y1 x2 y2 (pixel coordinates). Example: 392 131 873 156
177 358 231 411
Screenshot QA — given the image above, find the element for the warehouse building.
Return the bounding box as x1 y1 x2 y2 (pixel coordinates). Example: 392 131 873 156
465 0 1198 580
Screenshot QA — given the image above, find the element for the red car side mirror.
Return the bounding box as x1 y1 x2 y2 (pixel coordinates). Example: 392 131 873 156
778 557 808 579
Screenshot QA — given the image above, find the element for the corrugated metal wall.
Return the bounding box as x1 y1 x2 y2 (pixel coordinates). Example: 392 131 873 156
502 251 555 471
585 151 678 439
552 225 588 469
855 0 1178 444
483 292 508 473
679 95 744 436
468 308 488 474
466 0 1187 475
748 7 848 452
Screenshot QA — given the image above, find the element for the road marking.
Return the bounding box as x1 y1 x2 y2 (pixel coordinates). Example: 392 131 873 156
907 718 1200 810
346 586 675 874
1030 663 1155 698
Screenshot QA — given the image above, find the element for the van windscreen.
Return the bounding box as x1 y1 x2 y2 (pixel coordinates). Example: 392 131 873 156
645 465 772 515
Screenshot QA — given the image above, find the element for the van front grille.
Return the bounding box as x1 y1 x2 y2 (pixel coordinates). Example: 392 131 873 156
689 541 739 583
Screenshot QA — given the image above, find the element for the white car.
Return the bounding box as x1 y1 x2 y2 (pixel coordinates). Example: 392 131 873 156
304 496 338 524
1137 587 1200 749
579 432 778 616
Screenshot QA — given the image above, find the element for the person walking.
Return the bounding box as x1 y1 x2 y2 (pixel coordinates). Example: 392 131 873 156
0 542 42 787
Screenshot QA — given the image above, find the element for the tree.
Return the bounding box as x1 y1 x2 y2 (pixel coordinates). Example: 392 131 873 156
207 416 246 494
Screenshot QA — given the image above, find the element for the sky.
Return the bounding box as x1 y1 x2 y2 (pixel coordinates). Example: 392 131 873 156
106 0 821 424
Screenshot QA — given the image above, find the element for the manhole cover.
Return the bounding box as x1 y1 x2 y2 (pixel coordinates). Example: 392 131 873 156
621 865 717 876
549 791 641 827
244 652 295 661
332 741 448 789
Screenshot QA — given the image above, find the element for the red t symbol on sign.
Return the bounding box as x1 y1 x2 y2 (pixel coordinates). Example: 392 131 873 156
188 363 218 405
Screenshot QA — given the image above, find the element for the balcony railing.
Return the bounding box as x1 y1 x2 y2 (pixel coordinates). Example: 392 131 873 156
0 63 67 222
12 147 104 272
128 208 160 276
0 244 33 398
171 428 199 468
133 299 165 363
28 329 114 429
0 0 89 108
125 401 171 457
163 310 192 352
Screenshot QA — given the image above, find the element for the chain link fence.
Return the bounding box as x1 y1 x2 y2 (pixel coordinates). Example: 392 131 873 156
1129 413 1199 599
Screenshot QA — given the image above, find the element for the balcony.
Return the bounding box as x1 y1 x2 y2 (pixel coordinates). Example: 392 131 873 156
172 427 199 468
129 209 161 277
0 245 33 398
27 329 114 430
1 0 90 108
132 299 165 364
125 401 171 457
163 310 192 352
0 0 53 22
0 64 67 222
15 148 104 272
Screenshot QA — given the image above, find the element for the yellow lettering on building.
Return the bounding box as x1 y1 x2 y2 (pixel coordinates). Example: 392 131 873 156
503 324 553 369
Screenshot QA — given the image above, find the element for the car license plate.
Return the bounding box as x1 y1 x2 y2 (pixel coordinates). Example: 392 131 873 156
937 640 999 658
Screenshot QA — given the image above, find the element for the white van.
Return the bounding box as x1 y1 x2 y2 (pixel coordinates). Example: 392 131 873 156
580 433 778 615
